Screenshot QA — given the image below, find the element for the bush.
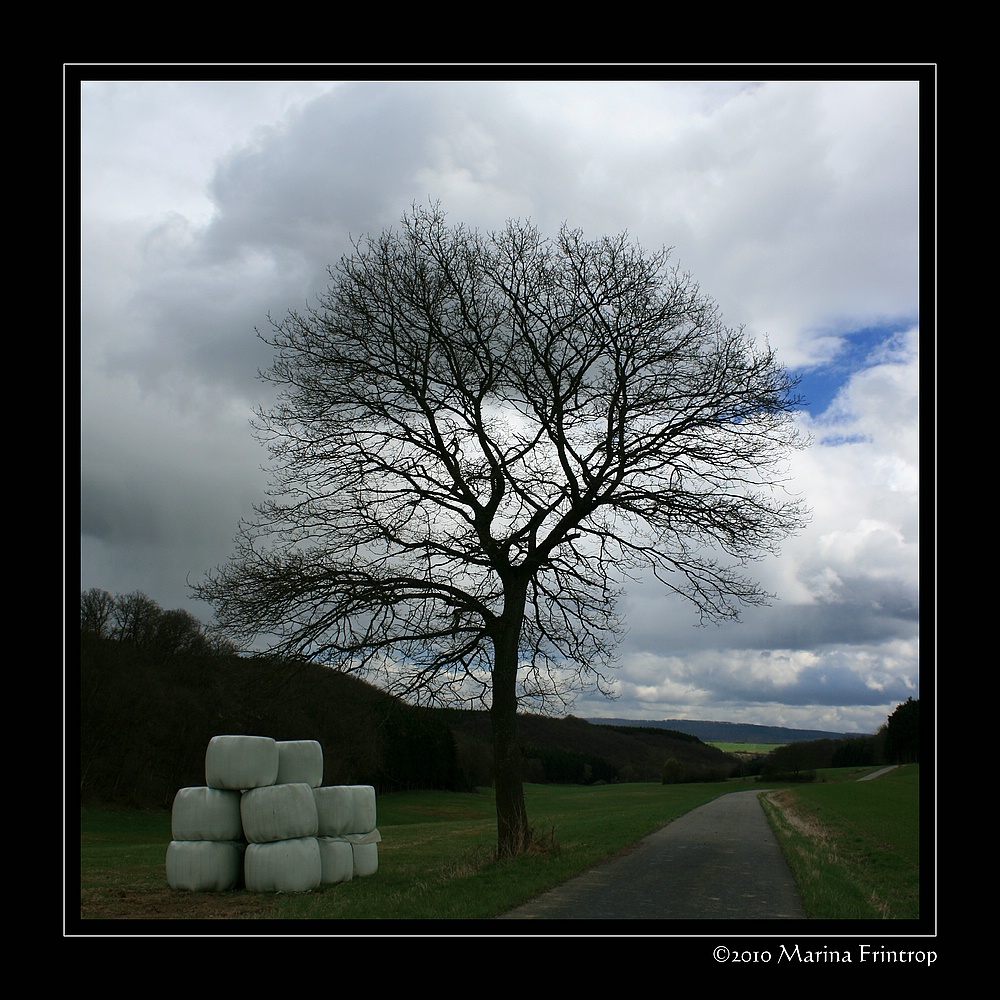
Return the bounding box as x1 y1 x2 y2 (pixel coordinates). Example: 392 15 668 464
758 769 816 783
730 754 765 778
662 757 729 784
760 739 839 778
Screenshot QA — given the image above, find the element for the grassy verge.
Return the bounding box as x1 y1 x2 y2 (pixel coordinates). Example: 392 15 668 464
760 764 919 919
80 781 738 921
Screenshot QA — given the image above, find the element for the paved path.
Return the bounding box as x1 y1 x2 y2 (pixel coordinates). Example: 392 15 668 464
497 789 805 920
857 765 899 781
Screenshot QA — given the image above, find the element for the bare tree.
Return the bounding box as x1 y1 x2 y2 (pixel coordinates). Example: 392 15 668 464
151 608 212 656
110 590 163 647
80 587 116 637
195 204 809 857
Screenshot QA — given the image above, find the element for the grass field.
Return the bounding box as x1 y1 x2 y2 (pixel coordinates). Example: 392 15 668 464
760 764 920 919
78 768 920 922
708 742 783 754
79 781 737 921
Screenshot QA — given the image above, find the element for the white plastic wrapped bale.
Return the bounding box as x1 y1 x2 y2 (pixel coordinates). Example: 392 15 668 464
276 740 324 787
244 837 322 892
314 784 375 835
348 785 377 834
317 837 354 884
171 786 244 842
166 839 246 891
313 785 354 836
342 829 381 877
241 782 319 844
205 735 279 790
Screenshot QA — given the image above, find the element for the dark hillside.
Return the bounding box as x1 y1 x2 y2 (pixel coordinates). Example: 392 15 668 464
441 710 733 785
79 633 467 809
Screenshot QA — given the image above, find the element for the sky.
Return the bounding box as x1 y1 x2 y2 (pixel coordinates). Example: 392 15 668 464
76 69 929 736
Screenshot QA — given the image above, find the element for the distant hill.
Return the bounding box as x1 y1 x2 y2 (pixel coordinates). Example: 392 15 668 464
441 710 734 784
587 718 867 743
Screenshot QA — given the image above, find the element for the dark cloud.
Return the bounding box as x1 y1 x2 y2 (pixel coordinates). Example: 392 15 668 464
622 589 918 660
80 473 162 545
103 83 577 400
203 83 441 261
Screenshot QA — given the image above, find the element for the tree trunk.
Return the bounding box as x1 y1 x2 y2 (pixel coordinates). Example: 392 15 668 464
490 606 530 859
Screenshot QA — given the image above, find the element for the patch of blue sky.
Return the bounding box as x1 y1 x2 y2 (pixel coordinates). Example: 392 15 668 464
791 323 914 419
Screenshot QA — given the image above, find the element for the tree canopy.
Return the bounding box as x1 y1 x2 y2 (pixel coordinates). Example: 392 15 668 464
195 204 809 855
81 587 232 656
884 697 920 763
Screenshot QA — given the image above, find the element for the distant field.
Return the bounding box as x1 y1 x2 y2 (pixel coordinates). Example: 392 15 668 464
710 742 783 754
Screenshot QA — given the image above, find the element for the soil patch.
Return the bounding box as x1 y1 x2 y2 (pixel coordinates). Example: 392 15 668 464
80 887 279 920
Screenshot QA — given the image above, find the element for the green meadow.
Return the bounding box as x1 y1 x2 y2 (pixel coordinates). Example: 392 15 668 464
760 764 920 919
79 768 920 922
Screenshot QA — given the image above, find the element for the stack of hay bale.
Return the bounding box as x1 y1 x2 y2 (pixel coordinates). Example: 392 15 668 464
166 735 381 893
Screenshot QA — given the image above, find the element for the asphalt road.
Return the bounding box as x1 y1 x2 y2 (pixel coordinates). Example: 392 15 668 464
497 789 806 920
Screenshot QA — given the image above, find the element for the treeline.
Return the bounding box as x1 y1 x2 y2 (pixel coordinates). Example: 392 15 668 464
80 587 238 657
441 706 735 787
521 744 618 785
79 588 470 809
756 697 921 781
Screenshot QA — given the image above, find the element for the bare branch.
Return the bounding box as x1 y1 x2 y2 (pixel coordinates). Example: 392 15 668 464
193 203 810 857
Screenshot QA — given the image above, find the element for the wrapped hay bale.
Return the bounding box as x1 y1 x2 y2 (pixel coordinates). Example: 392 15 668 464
171 786 244 842
349 785 377 834
342 829 381 877
317 837 354 884
276 740 324 787
313 785 353 836
241 782 319 844
205 735 278 790
245 837 322 892
314 784 376 835
352 843 378 878
166 839 245 891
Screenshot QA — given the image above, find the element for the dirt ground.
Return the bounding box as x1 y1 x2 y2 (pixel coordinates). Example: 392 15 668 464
79 886 279 920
